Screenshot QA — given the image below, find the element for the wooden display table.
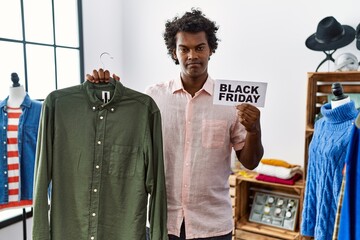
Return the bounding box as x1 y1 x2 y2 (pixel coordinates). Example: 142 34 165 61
232 170 304 240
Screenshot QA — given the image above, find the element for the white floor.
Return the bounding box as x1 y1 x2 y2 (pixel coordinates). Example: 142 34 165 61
0 217 32 240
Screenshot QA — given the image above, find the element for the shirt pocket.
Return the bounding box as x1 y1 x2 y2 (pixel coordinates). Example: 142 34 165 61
109 145 139 178
23 126 38 145
202 120 227 149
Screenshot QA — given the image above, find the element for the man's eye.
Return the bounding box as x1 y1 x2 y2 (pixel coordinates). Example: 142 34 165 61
179 48 188 53
197 46 205 51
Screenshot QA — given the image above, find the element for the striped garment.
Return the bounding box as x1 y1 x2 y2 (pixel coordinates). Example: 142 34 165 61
0 107 32 209
7 107 22 202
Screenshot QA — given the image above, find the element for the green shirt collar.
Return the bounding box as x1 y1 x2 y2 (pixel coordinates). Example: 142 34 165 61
82 79 124 111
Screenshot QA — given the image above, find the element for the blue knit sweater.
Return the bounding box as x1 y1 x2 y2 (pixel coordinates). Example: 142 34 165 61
301 101 358 240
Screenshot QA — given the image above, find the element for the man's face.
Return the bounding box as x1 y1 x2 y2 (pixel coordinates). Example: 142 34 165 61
173 31 212 80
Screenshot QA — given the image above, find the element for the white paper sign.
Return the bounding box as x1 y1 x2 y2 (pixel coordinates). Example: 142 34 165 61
213 79 267 107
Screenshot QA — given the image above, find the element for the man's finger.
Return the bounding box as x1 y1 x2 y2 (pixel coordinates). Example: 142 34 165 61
104 70 110 80
113 74 120 81
92 69 99 80
98 68 105 80
86 74 94 82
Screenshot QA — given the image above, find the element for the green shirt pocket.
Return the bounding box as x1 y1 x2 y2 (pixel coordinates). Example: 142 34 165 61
109 145 139 178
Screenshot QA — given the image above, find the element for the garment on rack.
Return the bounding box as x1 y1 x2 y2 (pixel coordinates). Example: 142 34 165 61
32 80 167 240
301 101 358 240
337 120 360 239
332 172 346 240
0 94 42 209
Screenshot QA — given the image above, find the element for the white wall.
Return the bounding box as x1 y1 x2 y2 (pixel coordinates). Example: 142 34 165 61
83 0 360 167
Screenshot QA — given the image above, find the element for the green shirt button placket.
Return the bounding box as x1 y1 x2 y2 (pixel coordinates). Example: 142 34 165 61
89 108 107 239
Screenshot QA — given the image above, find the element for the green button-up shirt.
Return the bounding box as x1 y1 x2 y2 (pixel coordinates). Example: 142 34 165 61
32 80 167 240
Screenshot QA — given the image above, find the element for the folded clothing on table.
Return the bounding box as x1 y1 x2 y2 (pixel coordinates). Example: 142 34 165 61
260 158 299 168
256 173 302 185
254 162 303 180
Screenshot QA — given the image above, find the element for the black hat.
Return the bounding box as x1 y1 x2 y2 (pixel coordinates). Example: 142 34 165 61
356 23 360 50
306 16 355 51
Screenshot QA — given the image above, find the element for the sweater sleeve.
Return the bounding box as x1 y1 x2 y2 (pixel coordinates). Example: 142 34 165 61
301 138 318 237
145 107 168 240
32 97 53 240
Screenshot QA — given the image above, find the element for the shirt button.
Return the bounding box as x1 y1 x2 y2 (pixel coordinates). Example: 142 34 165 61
110 108 115 112
100 116 104 120
94 189 97 192
3 156 6 159
91 237 94 240
184 184 187 188
92 213 96 217
97 141 101 145
4 184 7 188
95 165 99 169
4 171 7 174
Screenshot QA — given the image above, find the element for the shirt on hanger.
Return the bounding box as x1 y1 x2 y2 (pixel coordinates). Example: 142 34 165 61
32 80 167 240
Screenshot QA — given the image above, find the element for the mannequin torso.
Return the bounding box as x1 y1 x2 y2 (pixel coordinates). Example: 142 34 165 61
331 96 351 109
7 85 26 108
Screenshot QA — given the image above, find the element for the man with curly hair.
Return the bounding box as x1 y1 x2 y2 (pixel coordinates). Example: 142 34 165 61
88 8 263 240
148 9 263 240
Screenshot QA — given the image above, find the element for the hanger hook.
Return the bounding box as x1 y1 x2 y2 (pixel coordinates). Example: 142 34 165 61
99 52 114 69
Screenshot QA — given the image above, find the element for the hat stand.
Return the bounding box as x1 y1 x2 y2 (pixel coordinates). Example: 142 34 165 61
315 49 337 72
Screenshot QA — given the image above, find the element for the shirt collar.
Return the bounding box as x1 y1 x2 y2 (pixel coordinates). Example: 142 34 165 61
0 93 32 110
82 79 124 110
171 75 214 96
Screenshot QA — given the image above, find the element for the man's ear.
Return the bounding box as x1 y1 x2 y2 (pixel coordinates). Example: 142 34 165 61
172 50 177 61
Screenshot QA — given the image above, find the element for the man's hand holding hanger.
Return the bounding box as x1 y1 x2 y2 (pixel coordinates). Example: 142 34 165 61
86 68 120 83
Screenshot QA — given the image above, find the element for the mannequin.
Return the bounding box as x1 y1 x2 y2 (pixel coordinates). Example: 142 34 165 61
331 82 350 109
7 73 26 108
0 73 42 211
301 85 358 239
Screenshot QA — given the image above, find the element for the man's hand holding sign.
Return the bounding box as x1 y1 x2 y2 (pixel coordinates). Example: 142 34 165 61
237 103 261 134
214 79 266 161
214 79 267 130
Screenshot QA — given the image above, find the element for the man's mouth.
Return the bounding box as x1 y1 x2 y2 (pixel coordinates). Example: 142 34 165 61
187 62 201 67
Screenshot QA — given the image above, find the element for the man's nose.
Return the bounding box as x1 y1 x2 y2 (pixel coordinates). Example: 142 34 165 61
187 49 198 59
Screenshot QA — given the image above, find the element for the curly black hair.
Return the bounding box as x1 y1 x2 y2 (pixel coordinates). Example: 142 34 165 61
163 8 220 65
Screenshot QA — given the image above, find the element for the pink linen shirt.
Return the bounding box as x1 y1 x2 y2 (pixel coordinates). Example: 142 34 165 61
145 76 246 238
